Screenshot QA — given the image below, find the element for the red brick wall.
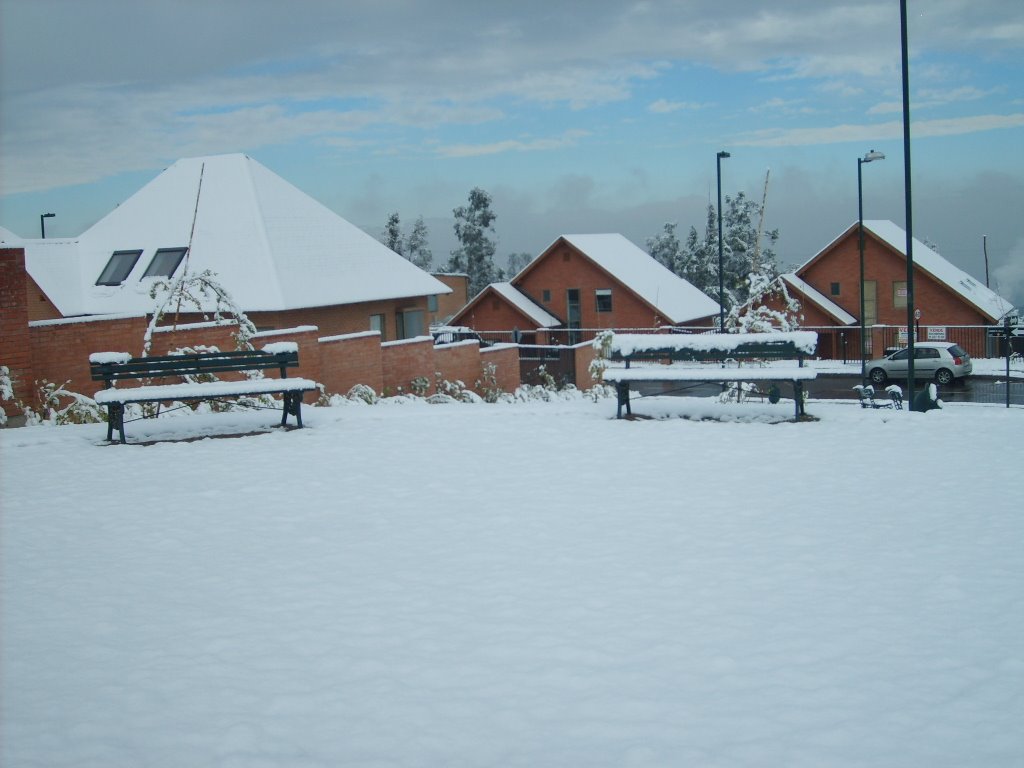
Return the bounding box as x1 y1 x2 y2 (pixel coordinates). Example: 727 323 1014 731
29 315 148 400
381 337 436 394
1 249 32 416
573 341 599 388
434 341 484 390
249 296 430 342
26 274 63 322
802 231 992 327
481 345 521 394
432 274 468 325
456 287 544 333
316 331 383 396
516 241 669 328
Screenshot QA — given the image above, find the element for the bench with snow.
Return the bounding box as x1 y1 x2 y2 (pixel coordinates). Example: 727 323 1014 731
853 384 903 410
89 345 319 443
603 331 818 420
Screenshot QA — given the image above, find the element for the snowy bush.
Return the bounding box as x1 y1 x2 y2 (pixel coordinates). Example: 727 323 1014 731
23 379 105 426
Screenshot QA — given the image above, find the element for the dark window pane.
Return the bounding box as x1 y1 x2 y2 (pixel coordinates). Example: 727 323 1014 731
142 248 187 279
96 250 142 286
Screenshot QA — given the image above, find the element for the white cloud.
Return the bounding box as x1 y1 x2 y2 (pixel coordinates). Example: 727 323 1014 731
435 131 590 159
648 99 704 114
735 113 1024 147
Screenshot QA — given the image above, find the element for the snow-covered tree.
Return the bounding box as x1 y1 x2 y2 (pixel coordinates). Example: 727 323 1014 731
646 222 683 273
144 269 257 356
447 187 497 297
405 216 433 270
721 191 780 309
382 212 405 255
728 274 802 332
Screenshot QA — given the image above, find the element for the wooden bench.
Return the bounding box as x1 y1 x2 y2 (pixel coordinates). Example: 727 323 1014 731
89 346 319 443
603 331 819 420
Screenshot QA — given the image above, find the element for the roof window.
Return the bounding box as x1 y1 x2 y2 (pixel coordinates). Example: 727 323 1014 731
96 250 142 286
141 247 187 279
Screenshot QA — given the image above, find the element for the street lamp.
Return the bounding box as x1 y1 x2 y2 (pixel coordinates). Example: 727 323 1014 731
716 150 730 331
40 212 55 239
858 150 884 383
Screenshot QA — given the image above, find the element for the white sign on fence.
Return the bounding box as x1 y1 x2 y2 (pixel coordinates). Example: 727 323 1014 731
927 326 947 341
898 329 908 344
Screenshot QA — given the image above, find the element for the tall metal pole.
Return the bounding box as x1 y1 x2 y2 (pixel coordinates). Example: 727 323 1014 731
858 159 867 384
900 0 916 404
716 151 730 331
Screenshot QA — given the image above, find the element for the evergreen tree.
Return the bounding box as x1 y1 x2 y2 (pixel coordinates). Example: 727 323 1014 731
646 223 682 273
447 187 497 297
405 216 433 270
721 191 780 309
680 204 719 299
383 212 404 255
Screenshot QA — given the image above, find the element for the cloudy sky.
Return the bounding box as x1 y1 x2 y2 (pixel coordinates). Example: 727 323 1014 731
2 0 1023 305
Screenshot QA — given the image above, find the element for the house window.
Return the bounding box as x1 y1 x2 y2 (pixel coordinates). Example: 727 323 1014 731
595 289 613 312
864 281 877 326
428 295 438 313
96 250 142 286
893 280 908 309
369 313 386 338
396 309 425 339
830 282 840 296
542 290 551 303
142 247 187 279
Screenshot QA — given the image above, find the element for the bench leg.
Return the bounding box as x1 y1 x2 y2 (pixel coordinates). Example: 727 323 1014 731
281 392 305 428
615 382 631 419
105 402 126 443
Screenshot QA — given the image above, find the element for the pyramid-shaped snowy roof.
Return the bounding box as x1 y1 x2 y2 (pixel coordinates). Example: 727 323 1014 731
529 234 720 324
24 153 450 317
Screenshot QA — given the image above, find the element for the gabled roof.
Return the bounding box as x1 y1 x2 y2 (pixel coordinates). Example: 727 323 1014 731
522 233 720 324
800 220 1013 323
0 225 21 244
23 153 450 317
453 282 561 329
490 282 561 327
780 273 857 325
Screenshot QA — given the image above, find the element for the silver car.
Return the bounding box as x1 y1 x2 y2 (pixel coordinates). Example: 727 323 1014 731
867 342 972 385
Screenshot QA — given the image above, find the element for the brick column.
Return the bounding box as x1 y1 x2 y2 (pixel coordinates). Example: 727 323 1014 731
0 249 31 417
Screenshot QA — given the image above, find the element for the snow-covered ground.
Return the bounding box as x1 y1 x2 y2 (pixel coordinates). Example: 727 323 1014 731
2 394 1022 767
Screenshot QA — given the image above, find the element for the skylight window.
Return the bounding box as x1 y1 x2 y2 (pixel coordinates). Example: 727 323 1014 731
96 250 142 286
141 248 187 279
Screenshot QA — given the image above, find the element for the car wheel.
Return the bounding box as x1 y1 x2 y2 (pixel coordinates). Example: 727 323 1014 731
869 367 888 384
935 368 954 386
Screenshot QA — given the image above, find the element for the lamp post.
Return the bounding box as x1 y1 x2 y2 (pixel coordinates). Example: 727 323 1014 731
40 212 55 239
858 150 884 384
716 150 730 331
900 0 916 405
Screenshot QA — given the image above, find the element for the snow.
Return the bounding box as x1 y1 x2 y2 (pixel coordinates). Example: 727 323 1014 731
23 154 452 318
260 342 298 354
604 366 817 382
780 273 857 325
93 377 319 404
2 396 1022 767
610 330 819 357
560 234 722 324
88 351 132 364
488 282 561 327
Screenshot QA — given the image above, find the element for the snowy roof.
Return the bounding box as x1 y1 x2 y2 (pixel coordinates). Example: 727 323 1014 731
490 282 561 327
557 234 721 324
780 273 857 325
23 153 450 317
0 225 21 244
802 220 1013 323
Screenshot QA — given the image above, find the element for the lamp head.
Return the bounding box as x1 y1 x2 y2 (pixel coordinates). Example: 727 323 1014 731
717 151 731 159
41 212 55 218
862 150 885 163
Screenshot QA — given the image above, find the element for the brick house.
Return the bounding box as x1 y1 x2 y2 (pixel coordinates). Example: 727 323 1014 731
450 233 720 343
755 220 1014 358
17 153 451 340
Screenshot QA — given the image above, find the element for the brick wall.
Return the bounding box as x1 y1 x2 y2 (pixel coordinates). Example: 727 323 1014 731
803 231 993 327
316 331 383 396
432 274 468 325
435 341 485 390
455 288 543 334
516 241 671 328
381 337 436 395
249 295 430 342
1 249 31 416
29 315 148 402
480 345 521 395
